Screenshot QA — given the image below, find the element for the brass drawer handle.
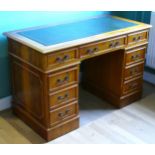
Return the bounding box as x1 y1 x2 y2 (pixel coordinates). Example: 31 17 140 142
57 78 63 84
129 82 138 89
58 112 64 117
86 47 99 54
130 68 138 75
86 49 94 54
93 47 99 52
56 75 69 85
56 56 63 63
114 41 120 47
63 55 70 61
58 109 71 118
57 93 69 101
131 55 136 60
55 55 70 63
64 75 69 81
131 54 141 60
109 41 120 48
132 36 142 42
137 36 142 41
109 43 114 48
65 109 71 114
136 54 141 58
132 37 136 42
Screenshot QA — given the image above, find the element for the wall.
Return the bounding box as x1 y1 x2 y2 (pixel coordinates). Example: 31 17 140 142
0 11 109 99
111 11 151 24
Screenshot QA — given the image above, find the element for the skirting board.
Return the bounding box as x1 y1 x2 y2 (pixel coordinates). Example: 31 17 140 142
0 96 12 112
144 71 155 85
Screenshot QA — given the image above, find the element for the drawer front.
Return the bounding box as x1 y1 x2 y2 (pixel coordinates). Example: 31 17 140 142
125 47 146 65
105 37 126 51
124 63 144 81
50 102 78 125
123 77 143 95
49 85 78 108
79 42 104 58
128 31 148 45
47 48 78 68
79 37 126 59
48 66 79 91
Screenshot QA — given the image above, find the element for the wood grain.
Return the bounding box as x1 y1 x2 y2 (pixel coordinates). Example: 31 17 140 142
6 16 151 141
0 82 155 143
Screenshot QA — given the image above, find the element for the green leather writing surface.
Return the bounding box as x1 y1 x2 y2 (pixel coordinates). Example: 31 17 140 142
18 16 138 46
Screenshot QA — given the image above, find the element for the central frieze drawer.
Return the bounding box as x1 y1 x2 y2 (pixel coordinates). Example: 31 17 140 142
50 102 78 126
49 85 78 108
125 47 146 65
48 66 79 91
79 36 126 59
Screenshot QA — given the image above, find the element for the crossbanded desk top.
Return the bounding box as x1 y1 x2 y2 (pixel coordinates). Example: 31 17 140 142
4 15 151 53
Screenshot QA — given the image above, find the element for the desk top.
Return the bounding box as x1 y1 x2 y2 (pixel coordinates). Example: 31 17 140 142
4 15 151 53
18 16 137 46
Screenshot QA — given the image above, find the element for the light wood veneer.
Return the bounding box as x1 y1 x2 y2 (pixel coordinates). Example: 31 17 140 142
5 16 151 141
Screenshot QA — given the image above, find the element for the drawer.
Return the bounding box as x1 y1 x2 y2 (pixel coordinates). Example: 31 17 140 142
49 85 78 108
48 66 79 91
105 37 126 51
125 47 146 65
124 62 144 81
47 48 78 68
123 77 143 95
50 102 78 125
128 31 148 45
79 36 126 59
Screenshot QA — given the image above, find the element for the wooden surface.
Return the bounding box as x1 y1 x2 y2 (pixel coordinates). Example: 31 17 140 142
6 16 151 141
10 56 80 140
0 82 155 144
4 15 151 53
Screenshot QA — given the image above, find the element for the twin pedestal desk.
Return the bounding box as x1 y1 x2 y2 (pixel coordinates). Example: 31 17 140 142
4 15 151 141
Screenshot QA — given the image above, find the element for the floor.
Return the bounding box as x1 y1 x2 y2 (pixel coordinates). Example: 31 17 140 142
0 82 155 144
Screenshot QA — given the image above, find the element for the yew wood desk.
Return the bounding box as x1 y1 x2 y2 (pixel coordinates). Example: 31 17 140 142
4 15 151 141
